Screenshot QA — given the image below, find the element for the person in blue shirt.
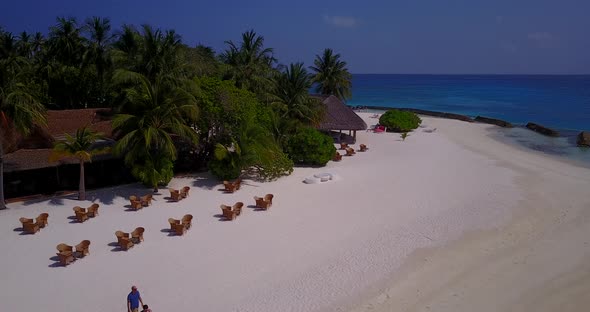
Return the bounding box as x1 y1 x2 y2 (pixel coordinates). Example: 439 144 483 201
127 285 144 312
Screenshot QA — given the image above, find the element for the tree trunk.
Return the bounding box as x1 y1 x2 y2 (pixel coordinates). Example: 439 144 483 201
79 160 86 201
0 140 6 210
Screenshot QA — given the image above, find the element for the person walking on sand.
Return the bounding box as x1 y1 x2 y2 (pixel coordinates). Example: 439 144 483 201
127 285 144 312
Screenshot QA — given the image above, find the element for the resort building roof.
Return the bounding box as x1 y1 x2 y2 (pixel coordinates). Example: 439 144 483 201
313 95 367 131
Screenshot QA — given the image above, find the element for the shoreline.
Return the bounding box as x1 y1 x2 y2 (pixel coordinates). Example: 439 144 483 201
343 113 590 312
357 106 590 169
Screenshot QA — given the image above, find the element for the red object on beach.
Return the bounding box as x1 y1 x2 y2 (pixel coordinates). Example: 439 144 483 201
373 125 386 133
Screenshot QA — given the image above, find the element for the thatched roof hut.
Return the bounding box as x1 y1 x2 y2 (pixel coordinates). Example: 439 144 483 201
2 108 115 172
312 95 367 142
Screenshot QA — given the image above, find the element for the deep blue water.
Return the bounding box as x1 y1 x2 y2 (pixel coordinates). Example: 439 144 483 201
349 74 590 131
348 74 590 167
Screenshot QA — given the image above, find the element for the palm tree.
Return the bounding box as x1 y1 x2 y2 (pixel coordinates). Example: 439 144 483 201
47 17 84 66
83 17 113 100
270 63 323 126
0 45 46 208
220 30 275 95
17 31 33 59
309 48 352 101
112 69 199 191
50 127 107 201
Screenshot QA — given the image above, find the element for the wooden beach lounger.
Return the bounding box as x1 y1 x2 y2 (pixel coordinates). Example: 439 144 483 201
345 147 356 156
75 240 91 258
168 218 186 235
87 204 99 217
131 227 145 243
56 243 75 265
233 202 244 216
169 189 182 201
254 194 274 210
180 186 190 198
73 207 89 223
359 144 368 152
339 143 349 150
140 194 153 206
36 213 49 228
19 217 40 234
333 152 342 161
115 231 134 250
182 214 193 230
221 205 236 221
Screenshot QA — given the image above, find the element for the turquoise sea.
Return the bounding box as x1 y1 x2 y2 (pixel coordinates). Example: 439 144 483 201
348 74 590 167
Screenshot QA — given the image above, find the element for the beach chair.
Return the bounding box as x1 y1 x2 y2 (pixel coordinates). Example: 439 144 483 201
36 213 49 228
333 152 342 162
56 244 76 266
359 144 368 152
264 194 274 207
180 186 190 198
56 251 75 266
181 214 193 230
130 199 142 210
75 240 91 258
233 202 244 216
223 181 238 193
19 217 39 234
234 178 242 190
87 204 99 217
345 147 356 156
131 227 145 243
254 195 272 210
339 142 349 150
221 205 236 221
140 194 152 206
74 210 89 223
169 218 185 235
115 231 134 250
169 189 182 201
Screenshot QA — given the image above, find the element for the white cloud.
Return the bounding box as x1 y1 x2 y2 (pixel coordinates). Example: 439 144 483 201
528 32 554 41
323 15 359 28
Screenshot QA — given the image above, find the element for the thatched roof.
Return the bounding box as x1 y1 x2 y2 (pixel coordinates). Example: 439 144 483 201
312 95 367 131
45 108 114 140
2 108 116 172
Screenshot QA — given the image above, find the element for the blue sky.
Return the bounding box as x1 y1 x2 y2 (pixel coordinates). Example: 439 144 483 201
1 0 589 74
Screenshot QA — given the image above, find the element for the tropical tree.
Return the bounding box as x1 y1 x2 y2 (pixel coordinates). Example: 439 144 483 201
83 17 113 102
309 48 352 101
0 38 46 208
47 17 84 66
220 30 275 96
50 127 107 200
270 62 323 126
112 70 199 191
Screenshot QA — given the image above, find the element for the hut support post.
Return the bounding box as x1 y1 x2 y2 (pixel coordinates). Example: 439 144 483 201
353 130 357 143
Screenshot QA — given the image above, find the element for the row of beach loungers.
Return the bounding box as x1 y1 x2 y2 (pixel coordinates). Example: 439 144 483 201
55 240 91 266
221 194 274 221
19 182 276 266
333 143 369 161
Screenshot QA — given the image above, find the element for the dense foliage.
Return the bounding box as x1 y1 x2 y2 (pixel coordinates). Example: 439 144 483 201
0 18 353 199
379 110 422 132
286 128 336 166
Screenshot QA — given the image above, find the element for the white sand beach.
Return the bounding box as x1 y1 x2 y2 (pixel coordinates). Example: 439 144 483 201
1 113 589 312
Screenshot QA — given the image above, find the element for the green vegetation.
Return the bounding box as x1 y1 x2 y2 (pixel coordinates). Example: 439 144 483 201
0 18 354 197
401 132 409 141
286 128 336 166
310 48 352 101
50 127 107 200
379 110 422 132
